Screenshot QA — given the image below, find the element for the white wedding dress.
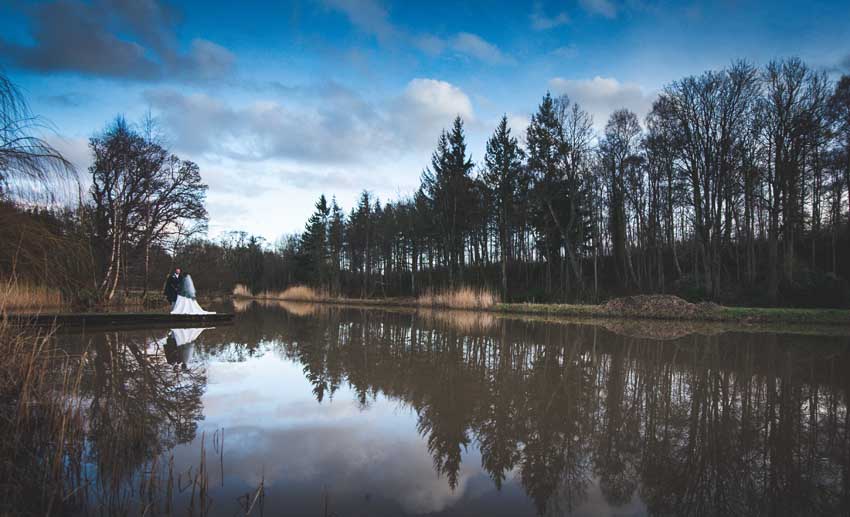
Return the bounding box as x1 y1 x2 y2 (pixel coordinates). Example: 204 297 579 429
171 274 215 315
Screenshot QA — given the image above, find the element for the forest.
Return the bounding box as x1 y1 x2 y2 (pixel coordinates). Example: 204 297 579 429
2 57 850 307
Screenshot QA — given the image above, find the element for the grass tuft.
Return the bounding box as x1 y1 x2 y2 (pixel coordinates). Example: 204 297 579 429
417 287 499 309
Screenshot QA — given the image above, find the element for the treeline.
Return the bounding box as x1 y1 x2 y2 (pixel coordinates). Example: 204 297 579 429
276 59 850 306
3 60 850 307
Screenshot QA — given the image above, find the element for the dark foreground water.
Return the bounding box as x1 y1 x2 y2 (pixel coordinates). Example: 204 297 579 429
54 302 850 516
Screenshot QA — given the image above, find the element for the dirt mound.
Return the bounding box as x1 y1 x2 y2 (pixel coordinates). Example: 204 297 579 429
603 295 722 320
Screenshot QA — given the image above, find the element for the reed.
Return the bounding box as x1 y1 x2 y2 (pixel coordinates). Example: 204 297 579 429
232 283 253 298
417 286 499 309
0 317 86 513
235 284 328 302
0 277 63 310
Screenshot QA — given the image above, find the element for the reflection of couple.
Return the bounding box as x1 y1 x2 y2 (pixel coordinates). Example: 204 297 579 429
163 327 207 371
164 267 214 315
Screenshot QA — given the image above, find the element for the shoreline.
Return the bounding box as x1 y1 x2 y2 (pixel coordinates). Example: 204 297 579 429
233 294 850 326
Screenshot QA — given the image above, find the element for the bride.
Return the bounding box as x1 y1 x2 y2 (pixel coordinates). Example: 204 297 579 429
171 272 215 315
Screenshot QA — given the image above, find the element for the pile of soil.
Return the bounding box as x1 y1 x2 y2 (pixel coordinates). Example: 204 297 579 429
602 294 722 320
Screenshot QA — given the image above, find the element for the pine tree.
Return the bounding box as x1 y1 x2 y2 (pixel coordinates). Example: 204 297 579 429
422 116 475 287
300 194 330 286
482 115 526 299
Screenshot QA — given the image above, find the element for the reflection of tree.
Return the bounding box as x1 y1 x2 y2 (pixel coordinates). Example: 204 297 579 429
474 322 521 490
415 331 473 489
79 329 206 501
201 305 850 516
593 343 639 507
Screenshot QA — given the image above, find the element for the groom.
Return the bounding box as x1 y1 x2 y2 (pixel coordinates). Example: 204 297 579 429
164 267 182 305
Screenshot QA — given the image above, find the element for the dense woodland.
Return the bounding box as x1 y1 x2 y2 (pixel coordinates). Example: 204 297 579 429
2 58 850 307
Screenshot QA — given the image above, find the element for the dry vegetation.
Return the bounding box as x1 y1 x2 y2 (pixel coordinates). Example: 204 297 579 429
234 283 501 311
233 284 326 302
0 319 85 513
417 287 499 309
1 278 63 311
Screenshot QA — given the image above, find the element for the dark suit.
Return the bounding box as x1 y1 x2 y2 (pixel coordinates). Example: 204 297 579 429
164 273 181 304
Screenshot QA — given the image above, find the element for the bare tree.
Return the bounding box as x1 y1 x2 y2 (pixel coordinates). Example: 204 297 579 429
90 116 207 301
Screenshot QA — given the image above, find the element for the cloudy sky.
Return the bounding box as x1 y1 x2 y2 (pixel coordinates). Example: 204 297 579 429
2 0 849 241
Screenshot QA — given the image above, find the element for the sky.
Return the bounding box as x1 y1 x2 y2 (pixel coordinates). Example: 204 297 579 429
2 0 849 242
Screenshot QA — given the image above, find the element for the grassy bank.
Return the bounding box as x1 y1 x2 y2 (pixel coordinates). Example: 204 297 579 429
494 302 850 325
233 285 850 326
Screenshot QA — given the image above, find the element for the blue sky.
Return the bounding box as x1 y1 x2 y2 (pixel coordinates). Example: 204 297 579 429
2 0 849 241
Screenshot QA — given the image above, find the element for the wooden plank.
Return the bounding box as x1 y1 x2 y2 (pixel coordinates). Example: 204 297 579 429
4 312 234 329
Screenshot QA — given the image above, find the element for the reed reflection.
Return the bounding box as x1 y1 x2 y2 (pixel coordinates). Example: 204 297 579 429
60 328 208 512
229 304 850 516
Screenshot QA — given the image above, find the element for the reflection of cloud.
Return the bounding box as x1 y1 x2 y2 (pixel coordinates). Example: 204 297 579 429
194 354 478 513
197 423 476 513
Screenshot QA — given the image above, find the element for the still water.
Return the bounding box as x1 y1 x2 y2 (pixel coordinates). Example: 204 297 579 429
57 302 850 516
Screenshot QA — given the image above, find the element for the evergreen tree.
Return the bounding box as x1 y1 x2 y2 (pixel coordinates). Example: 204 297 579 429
482 115 526 299
422 116 475 287
299 194 330 285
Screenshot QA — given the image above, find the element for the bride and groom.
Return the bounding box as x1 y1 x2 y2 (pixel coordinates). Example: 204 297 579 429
164 268 215 315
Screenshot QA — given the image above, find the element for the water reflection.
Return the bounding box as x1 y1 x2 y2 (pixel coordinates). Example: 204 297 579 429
71 327 207 512
56 305 850 515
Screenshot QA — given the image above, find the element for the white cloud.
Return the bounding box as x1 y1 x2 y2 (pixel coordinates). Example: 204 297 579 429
319 0 399 41
391 79 475 149
450 33 515 65
579 0 618 18
549 76 656 129
506 113 531 146
145 78 473 164
319 1 512 65
45 135 91 173
143 78 475 236
551 44 579 59
530 2 570 30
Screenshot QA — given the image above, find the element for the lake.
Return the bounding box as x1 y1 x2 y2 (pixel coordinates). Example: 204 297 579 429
51 301 850 516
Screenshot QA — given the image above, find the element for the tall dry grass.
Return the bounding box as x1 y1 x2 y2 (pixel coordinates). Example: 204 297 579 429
0 318 86 513
232 283 253 298
233 283 326 302
417 287 499 310
232 283 500 311
0 278 63 311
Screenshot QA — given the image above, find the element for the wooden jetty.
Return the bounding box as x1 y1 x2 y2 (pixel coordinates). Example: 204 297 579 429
5 312 234 330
